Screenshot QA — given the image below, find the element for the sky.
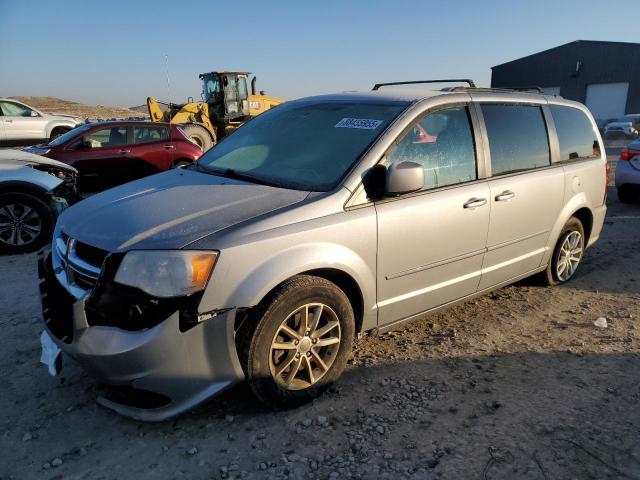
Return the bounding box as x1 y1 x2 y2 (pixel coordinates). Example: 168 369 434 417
0 0 637 108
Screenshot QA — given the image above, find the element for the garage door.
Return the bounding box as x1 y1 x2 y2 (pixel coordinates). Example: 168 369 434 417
585 82 629 122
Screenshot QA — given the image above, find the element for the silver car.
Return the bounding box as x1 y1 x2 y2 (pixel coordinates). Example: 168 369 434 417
615 137 640 203
0 98 83 146
0 150 77 254
39 82 607 420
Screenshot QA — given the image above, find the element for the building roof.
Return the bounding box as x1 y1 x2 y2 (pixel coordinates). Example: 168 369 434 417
491 40 640 69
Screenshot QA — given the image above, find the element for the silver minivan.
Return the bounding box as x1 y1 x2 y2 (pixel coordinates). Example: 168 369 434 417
39 81 607 420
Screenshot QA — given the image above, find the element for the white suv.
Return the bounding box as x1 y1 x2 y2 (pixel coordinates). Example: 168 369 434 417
0 98 83 146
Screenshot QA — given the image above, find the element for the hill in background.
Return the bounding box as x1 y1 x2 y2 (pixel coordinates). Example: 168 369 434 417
9 96 148 120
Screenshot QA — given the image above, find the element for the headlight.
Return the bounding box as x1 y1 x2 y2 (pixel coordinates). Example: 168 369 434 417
114 250 218 298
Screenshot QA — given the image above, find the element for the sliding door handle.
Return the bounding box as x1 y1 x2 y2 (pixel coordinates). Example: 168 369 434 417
495 191 515 202
463 198 487 209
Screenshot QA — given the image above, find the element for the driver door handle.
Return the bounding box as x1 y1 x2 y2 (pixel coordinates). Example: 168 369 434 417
163 144 176 150
118 149 131 154
495 190 515 202
463 198 487 209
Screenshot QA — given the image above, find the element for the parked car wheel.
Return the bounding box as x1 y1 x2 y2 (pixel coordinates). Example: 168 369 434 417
49 127 71 142
0 192 53 254
543 217 585 286
241 275 355 408
617 185 639 204
172 159 192 169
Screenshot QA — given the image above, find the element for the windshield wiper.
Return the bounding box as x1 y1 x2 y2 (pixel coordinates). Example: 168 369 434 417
201 167 284 188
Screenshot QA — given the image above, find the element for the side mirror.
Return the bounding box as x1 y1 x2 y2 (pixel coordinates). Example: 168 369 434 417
30 111 39 117
385 161 424 195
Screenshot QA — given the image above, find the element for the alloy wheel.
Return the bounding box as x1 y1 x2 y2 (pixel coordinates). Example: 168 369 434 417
269 303 341 390
0 203 43 247
556 230 583 281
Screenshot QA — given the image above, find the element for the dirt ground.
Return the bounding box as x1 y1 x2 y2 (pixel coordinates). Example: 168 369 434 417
1 183 639 479
8 96 146 121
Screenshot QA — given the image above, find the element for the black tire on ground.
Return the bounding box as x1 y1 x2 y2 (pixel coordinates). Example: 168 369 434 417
0 192 53 255
617 185 639 204
239 275 355 409
172 159 192 169
542 217 585 286
49 127 71 142
181 124 215 151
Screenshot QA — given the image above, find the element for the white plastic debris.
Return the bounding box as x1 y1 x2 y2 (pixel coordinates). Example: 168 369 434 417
40 330 61 376
594 317 608 329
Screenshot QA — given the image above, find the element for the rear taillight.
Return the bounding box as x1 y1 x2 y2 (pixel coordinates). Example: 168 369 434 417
620 149 640 161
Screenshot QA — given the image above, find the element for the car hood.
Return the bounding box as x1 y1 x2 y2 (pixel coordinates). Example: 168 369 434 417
0 149 77 173
47 113 84 124
57 168 310 252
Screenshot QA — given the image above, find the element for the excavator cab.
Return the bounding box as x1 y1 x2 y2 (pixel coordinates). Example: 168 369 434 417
200 71 250 124
147 70 283 151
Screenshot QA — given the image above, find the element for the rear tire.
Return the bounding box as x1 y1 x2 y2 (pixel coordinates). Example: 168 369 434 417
181 124 215 152
542 217 585 286
240 275 355 409
0 193 53 255
617 185 639 204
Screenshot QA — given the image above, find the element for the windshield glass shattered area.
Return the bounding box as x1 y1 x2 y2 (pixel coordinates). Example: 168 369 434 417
197 101 407 191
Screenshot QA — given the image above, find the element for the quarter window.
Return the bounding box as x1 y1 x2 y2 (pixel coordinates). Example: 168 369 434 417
550 105 599 161
481 104 550 175
387 106 477 190
133 125 169 144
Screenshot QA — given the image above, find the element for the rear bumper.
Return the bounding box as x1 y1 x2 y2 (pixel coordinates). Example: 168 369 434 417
587 204 607 247
615 159 640 188
39 251 245 421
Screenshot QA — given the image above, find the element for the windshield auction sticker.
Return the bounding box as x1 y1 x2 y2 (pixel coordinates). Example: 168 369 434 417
335 118 383 130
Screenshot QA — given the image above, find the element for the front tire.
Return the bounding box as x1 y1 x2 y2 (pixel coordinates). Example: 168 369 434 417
181 124 215 151
49 127 71 142
542 217 585 286
241 275 355 408
0 193 53 254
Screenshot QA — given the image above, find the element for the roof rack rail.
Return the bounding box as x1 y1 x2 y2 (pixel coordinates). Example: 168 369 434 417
372 79 476 91
444 85 547 94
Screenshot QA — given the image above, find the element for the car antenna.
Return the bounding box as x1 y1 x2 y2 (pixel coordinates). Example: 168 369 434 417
165 53 174 165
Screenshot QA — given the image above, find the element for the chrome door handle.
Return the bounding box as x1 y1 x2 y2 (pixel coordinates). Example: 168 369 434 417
495 191 515 202
463 198 487 209
118 149 131 154
163 144 176 150
5 119 12 123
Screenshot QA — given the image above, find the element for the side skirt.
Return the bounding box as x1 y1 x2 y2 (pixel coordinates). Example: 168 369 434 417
376 265 548 335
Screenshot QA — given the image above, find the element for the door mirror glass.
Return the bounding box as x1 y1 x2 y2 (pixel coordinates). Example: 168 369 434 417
30 110 39 117
385 161 424 195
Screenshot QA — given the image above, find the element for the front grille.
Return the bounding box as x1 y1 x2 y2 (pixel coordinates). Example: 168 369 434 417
39 253 75 343
75 241 108 268
53 232 109 300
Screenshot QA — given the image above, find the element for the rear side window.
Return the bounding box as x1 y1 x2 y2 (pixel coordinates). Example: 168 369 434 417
482 104 550 175
133 125 169 144
551 105 599 161
387 106 477 190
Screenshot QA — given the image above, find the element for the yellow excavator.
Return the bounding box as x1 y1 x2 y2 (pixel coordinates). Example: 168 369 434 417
147 71 283 151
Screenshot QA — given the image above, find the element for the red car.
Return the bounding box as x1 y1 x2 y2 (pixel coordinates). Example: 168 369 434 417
24 121 203 191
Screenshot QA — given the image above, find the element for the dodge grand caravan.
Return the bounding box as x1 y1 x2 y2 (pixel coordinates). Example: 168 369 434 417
39 81 607 420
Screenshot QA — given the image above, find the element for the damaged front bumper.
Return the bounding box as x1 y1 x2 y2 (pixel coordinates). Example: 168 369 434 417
38 251 245 421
